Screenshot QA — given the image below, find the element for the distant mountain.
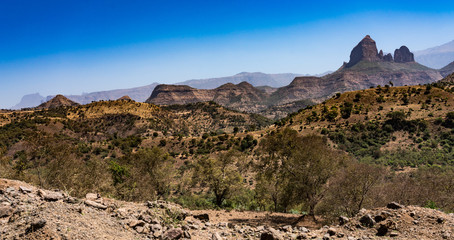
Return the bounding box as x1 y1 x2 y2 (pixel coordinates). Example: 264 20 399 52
37 95 79 109
13 72 325 109
415 40 454 69
312 35 442 97
11 93 45 110
147 35 442 119
146 82 270 113
176 72 301 89
46 83 159 105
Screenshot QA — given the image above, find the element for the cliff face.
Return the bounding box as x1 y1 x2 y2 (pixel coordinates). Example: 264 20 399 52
394 46 415 63
146 82 271 113
147 85 214 105
346 35 381 67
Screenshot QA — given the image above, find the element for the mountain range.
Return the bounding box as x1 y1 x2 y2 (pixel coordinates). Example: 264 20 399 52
146 35 446 118
10 36 454 112
10 72 306 109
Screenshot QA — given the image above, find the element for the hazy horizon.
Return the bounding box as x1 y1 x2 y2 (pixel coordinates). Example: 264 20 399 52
1 1 454 108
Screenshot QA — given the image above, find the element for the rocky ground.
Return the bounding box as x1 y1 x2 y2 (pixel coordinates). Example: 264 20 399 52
0 178 453 240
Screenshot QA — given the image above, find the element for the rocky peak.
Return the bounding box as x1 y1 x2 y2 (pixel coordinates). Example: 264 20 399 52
346 35 381 68
118 95 132 101
383 53 393 62
394 46 415 63
36 95 79 109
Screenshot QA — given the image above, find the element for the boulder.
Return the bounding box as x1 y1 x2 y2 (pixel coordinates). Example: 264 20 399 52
327 227 337 236
150 223 162 232
28 219 46 232
19 186 32 193
163 228 183 239
374 211 391 222
194 213 210 221
260 227 284 240
38 190 64 201
359 214 376 227
84 200 107 210
127 219 145 228
212 232 223 240
387 202 404 210
0 206 13 218
85 193 100 201
339 216 349 225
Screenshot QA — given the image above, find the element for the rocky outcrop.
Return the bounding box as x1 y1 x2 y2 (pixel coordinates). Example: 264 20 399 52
394 46 415 63
1 178 453 239
36 95 80 110
146 84 214 105
118 95 132 101
383 53 393 62
146 82 270 113
346 35 381 67
146 36 442 119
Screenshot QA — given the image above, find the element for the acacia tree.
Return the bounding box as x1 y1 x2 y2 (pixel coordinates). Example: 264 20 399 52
257 128 344 218
324 161 385 217
193 150 246 207
121 147 175 200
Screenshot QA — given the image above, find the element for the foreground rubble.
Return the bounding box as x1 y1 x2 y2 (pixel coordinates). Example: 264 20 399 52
0 178 453 239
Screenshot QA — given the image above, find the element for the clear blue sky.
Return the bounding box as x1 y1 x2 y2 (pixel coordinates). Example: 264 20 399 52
1 0 454 108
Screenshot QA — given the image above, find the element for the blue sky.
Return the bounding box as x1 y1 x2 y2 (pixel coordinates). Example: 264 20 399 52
1 0 454 108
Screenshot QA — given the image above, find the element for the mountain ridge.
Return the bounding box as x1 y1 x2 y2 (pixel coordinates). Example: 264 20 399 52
146 35 444 117
415 39 454 68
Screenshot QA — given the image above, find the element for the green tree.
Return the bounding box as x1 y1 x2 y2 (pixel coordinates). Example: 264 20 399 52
258 128 343 218
340 102 353 119
324 161 385 217
193 150 246 207
122 147 175 200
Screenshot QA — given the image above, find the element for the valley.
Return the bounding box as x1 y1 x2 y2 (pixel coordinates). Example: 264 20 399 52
2 37 454 240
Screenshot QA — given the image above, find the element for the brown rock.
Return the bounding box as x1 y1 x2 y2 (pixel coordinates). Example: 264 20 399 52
260 227 284 240
360 214 376 227
19 186 32 193
212 232 223 240
346 35 381 67
194 213 210 221
85 193 100 201
163 228 183 239
118 95 132 101
28 219 46 232
38 189 64 201
84 200 107 210
394 46 415 63
127 219 146 228
387 202 404 209
0 206 13 218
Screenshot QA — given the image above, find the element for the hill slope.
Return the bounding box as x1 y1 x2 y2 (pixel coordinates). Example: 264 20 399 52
37 95 80 109
440 61 454 77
